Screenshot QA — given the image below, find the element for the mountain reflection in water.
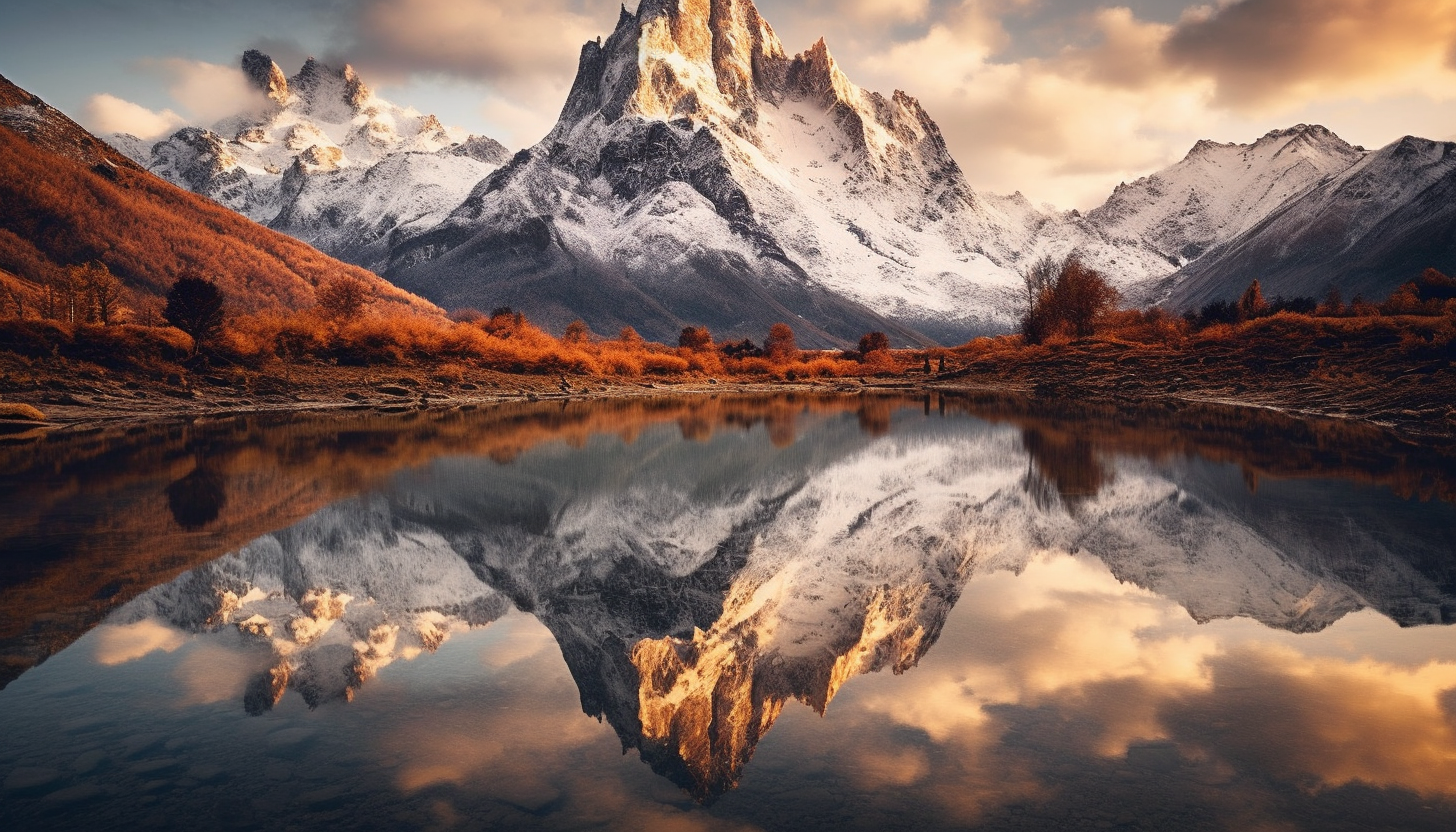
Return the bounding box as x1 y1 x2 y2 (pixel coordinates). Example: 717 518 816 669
1 393 1454 830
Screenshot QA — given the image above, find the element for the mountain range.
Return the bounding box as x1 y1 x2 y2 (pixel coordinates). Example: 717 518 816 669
5 0 1446 344
111 51 511 278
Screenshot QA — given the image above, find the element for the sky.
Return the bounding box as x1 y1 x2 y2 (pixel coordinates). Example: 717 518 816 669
4 0 1456 209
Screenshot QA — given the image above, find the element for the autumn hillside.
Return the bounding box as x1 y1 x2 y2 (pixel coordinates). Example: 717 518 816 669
0 73 439 320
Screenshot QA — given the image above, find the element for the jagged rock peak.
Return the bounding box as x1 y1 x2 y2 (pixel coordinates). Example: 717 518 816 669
582 0 790 126
1261 123 1330 141
290 57 372 110
240 50 289 104
786 37 858 106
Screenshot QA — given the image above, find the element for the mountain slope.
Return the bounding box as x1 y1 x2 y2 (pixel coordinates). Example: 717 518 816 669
111 52 510 275
1089 125 1365 268
1164 134 1456 308
385 0 1173 346
0 72 440 317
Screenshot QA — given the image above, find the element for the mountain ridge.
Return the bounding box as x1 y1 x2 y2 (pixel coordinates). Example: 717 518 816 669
0 72 441 318
80 3 1456 339
108 51 512 276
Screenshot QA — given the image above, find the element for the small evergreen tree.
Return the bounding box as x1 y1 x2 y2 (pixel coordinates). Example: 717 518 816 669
1237 280 1269 321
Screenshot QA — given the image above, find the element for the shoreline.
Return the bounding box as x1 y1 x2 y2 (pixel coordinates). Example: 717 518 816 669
4 367 1451 449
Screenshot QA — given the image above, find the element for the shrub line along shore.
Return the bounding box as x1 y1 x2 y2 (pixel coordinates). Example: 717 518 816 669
3 265 1453 442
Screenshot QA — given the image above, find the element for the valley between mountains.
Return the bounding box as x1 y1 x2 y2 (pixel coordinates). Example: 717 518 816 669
0 0 1453 438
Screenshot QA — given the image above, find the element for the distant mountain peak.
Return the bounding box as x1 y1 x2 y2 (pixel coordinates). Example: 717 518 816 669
288 56 372 117
240 49 289 105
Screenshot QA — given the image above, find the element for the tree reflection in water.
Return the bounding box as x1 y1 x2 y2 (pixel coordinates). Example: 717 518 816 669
1 392 1454 828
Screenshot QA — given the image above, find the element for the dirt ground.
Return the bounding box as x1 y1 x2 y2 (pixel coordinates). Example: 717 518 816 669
1 337 1452 443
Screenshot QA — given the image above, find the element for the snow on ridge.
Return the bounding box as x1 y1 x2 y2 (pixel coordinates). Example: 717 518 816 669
109 50 511 273
1087 123 1366 267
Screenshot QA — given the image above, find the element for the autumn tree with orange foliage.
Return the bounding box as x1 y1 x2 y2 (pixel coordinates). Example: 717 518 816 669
678 326 713 351
563 320 592 344
765 323 798 363
1238 280 1269 321
1021 256 1120 342
315 274 373 322
858 331 890 356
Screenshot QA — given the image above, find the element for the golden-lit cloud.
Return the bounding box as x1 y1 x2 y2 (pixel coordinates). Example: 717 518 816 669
1165 0 1456 109
93 619 187 666
138 58 269 124
839 0 1456 206
84 57 268 139
82 93 185 139
342 0 608 146
825 551 1456 814
172 641 268 705
1169 644 1456 796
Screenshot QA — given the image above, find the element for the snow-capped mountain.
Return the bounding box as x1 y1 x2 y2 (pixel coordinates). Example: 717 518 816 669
1163 134 1456 309
111 51 511 274
0 71 440 321
382 0 1173 345
1088 125 1366 271
96 10 1456 338
100 410 1456 798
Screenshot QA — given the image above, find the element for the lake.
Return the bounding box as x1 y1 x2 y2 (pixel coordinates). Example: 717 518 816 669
2 392 1454 831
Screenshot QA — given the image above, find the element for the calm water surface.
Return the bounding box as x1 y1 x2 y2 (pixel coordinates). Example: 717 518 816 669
1 393 1454 831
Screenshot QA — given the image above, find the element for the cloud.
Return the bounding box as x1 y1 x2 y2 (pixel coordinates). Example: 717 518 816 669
138 58 269 125
855 9 1214 207
823 0 932 27
335 0 613 148
347 0 605 81
83 93 185 139
1164 0 1456 110
93 620 187 665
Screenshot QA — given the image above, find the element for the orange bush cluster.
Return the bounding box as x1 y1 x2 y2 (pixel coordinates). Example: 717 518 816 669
0 318 192 370
218 309 889 380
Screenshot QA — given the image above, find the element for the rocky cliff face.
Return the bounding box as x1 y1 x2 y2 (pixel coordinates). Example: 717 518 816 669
384 0 1172 345
110 51 511 274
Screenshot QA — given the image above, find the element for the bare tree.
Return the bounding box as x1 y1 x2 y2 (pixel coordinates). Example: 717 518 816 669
1020 255 1059 344
53 267 83 323
0 282 23 319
